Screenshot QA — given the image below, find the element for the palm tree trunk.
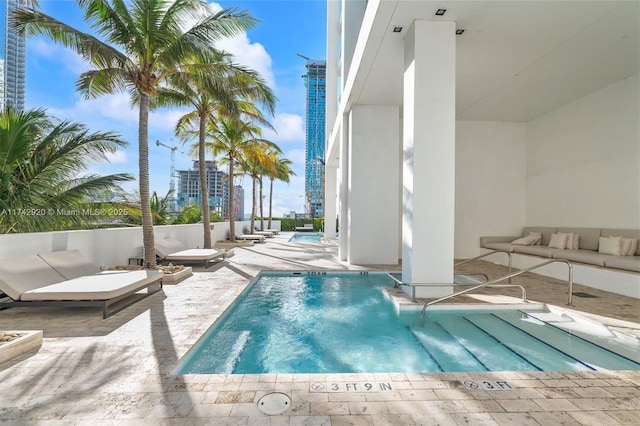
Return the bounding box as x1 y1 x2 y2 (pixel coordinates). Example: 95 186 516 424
199 114 212 248
259 177 264 231
268 178 274 229
228 157 236 242
139 93 156 267
250 175 257 233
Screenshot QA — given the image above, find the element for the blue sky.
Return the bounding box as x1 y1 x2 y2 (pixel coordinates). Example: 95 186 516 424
25 0 327 217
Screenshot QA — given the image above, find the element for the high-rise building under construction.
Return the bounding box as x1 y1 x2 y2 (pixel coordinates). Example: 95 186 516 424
1 0 26 111
302 59 326 218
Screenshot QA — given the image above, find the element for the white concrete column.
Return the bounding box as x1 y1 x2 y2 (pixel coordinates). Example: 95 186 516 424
338 118 349 260
348 105 401 265
324 164 338 239
402 20 456 298
341 0 367 88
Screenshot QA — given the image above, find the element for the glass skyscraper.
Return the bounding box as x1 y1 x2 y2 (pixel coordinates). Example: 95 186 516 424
1 0 26 111
303 59 326 218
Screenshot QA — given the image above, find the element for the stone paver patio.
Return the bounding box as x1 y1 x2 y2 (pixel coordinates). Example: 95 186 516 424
1 232 639 425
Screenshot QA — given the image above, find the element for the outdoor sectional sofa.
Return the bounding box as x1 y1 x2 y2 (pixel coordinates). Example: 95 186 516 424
480 226 640 273
0 250 163 318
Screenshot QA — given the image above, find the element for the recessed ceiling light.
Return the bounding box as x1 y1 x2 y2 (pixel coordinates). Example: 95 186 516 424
435 9 446 16
392 26 403 33
456 29 465 35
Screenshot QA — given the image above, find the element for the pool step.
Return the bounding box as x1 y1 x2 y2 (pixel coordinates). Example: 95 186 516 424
437 316 540 372
523 310 640 363
410 322 485 372
495 312 640 371
463 314 593 372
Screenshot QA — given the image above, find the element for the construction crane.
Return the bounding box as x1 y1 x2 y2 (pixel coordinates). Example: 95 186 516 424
155 140 178 212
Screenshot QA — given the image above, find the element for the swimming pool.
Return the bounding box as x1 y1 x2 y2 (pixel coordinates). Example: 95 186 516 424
288 232 322 243
174 271 640 374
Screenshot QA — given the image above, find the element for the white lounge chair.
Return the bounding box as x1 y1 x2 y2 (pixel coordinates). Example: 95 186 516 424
0 250 163 318
155 238 226 268
234 228 266 243
253 227 274 238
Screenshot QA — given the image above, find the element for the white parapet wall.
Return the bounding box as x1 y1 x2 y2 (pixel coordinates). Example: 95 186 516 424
0 220 280 268
479 249 640 300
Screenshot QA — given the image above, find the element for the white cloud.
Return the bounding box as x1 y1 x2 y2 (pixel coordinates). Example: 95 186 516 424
262 113 304 144
285 148 306 167
177 2 275 88
216 34 275 88
29 38 87 74
105 151 129 164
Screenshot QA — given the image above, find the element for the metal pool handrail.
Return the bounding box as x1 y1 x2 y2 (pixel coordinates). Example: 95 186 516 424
455 250 513 283
422 258 575 315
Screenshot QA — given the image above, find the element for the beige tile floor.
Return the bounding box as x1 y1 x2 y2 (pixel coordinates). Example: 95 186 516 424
0 233 639 425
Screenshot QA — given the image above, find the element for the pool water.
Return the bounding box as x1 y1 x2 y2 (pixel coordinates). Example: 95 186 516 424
174 272 640 374
288 232 322 243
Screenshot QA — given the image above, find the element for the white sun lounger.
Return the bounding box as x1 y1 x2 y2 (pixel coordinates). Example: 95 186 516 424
0 250 163 318
234 229 266 243
155 238 226 268
253 227 274 238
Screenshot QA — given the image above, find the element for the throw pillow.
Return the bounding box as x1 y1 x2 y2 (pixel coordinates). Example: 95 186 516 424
548 233 568 249
598 236 622 256
511 235 538 246
528 232 542 245
572 234 580 250
558 232 575 249
620 237 638 256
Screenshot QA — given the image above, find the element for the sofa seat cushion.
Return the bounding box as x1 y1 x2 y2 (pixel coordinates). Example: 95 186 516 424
552 250 606 267
20 270 163 301
483 242 515 252
512 245 557 258
601 255 640 272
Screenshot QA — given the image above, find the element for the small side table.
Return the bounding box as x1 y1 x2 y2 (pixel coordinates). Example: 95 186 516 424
128 257 144 266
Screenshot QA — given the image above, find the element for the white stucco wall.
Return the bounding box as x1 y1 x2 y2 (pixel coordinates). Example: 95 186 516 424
454 121 528 258
526 73 640 228
0 221 272 267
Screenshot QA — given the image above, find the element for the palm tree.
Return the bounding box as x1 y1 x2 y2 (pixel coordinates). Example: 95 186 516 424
238 142 281 233
207 116 274 241
0 107 132 233
170 50 275 248
265 152 295 229
13 0 258 266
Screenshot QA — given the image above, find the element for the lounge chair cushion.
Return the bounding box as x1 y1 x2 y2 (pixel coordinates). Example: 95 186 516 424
0 255 66 300
164 249 224 262
155 238 186 258
38 250 100 280
20 270 163 301
235 230 265 241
